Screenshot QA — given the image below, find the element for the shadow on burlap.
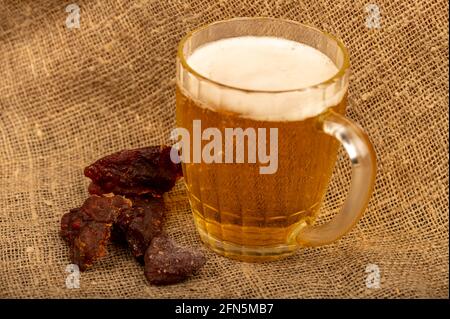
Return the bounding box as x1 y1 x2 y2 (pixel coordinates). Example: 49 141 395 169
0 0 448 298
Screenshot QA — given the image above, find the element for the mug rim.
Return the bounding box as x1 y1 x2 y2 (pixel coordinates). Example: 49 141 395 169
177 17 350 94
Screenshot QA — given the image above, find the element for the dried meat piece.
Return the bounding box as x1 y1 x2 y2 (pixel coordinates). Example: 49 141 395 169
70 221 111 271
144 234 206 285
60 195 132 271
84 146 182 197
113 196 166 262
60 208 83 243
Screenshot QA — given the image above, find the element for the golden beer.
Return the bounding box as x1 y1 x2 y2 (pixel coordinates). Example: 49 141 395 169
176 86 346 257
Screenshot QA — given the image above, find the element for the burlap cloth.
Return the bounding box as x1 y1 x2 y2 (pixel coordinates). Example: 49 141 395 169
0 0 448 298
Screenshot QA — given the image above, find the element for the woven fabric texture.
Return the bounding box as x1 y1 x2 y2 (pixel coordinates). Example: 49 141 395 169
0 0 448 298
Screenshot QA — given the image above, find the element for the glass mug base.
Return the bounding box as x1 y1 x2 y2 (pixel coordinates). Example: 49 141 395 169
193 210 299 262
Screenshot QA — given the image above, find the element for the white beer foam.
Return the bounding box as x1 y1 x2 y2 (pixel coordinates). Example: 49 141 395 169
184 36 347 121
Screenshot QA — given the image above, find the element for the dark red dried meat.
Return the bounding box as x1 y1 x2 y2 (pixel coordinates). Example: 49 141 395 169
60 195 132 271
113 196 166 262
84 146 182 197
144 234 206 285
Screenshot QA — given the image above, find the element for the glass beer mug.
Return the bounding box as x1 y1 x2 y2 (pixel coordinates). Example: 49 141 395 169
174 17 376 261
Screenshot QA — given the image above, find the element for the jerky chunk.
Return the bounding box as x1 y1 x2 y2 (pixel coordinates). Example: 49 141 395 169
114 196 166 261
84 146 182 197
144 235 206 285
60 195 132 271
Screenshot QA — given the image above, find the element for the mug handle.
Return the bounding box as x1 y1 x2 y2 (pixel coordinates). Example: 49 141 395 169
294 111 377 247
